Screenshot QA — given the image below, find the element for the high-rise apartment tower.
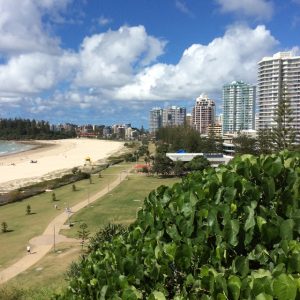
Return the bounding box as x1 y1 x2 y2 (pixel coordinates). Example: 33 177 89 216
258 52 300 141
149 107 162 134
162 106 186 127
192 95 215 134
222 81 256 134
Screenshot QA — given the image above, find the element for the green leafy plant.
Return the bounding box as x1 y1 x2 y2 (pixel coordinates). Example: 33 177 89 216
58 151 300 299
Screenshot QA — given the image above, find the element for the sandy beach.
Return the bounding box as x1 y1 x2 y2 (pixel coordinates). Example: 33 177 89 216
0 139 124 192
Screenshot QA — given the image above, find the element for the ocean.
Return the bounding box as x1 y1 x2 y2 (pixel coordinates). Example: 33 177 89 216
0 141 35 157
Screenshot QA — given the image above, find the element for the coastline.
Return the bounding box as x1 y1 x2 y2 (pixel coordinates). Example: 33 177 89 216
0 139 124 192
0 140 55 160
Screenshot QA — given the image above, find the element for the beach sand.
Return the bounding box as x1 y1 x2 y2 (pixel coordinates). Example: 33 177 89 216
0 139 124 192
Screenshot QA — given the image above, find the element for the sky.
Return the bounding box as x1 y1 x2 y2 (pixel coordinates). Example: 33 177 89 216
0 0 299 128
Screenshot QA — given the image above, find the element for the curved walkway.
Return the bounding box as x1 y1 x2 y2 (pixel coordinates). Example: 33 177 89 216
0 170 130 284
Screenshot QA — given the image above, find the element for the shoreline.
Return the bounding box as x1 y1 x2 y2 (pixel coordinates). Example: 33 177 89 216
0 139 124 192
0 140 55 161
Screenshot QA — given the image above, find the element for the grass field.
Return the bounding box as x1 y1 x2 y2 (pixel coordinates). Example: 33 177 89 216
0 162 133 270
1 173 180 299
62 174 180 237
1 242 81 299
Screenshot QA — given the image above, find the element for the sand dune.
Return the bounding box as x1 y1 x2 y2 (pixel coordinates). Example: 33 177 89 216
0 139 124 192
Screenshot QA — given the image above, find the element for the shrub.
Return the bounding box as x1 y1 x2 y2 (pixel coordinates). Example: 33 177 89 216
57 151 300 299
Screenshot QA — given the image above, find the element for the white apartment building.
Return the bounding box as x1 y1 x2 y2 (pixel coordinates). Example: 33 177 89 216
192 95 215 135
222 81 256 134
258 52 300 141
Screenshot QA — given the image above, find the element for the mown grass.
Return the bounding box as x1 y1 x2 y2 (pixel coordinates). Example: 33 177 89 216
1 242 81 300
0 163 133 270
0 173 180 299
62 174 180 238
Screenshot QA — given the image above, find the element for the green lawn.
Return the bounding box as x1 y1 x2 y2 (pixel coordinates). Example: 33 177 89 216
1 242 81 300
62 174 180 238
0 163 133 270
0 173 180 300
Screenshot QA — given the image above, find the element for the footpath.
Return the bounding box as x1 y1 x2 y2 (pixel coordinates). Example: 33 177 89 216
0 170 130 284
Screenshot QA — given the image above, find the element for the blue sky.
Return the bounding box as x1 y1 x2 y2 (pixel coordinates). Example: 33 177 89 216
0 0 299 128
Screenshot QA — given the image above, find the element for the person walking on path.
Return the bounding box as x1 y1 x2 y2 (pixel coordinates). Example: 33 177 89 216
27 245 31 254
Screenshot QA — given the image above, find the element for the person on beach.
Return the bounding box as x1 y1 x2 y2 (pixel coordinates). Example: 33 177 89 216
27 245 31 254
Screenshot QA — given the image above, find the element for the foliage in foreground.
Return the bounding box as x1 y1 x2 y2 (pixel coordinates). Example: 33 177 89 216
57 151 300 299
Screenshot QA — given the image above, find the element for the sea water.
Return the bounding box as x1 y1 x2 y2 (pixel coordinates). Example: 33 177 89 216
0 141 35 157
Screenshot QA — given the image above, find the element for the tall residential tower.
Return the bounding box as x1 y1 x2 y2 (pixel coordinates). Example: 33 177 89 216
162 106 186 127
222 81 256 134
192 95 215 135
258 52 300 140
149 107 162 134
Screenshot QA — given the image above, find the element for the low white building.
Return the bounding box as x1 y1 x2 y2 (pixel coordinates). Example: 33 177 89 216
166 153 233 167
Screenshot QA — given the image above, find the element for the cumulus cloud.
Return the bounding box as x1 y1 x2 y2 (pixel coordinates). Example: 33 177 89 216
0 0 72 55
112 25 278 100
74 26 167 88
216 0 273 20
0 52 77 96
0 23 279 117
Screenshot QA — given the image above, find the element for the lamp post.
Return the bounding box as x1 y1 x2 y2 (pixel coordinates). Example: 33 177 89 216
53 225 56 252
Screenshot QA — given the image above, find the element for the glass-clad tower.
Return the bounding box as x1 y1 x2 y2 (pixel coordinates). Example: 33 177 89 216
222 81 256 134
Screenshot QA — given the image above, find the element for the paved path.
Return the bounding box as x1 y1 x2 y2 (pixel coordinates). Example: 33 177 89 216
0 170 130 284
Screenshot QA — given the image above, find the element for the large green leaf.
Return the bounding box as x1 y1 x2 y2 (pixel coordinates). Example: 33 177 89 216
244 206 256 232
280 219 294 240
223 219 240 246
261 177 275 201
263 157 283 177
228 275 241 300
273 274 297 300
255 293 273 300
149 291 166 300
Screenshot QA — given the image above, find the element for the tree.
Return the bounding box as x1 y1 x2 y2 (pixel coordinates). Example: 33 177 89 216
78 223 90 251
173 160 185 177
26 204 31 215
185 155 210 172
233 134 257 155
257 128 273 154
1 221 8 233
205 129 223 153
151 153 174 176
271 92 296 151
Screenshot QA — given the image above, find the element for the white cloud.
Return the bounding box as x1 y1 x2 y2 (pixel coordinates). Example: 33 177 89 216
0 24 280 115
74 25 166 88
175 0 193 16
216 0 273 20
0 0 72 55
98 16 113 26
0 52 77 96
112 25 278 101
